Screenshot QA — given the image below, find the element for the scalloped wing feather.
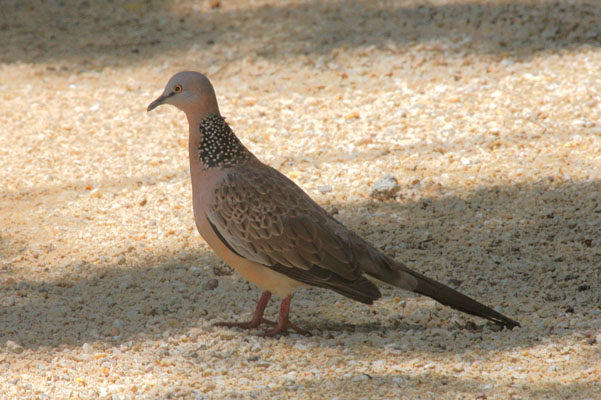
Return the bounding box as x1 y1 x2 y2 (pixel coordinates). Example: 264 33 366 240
206 164 371 286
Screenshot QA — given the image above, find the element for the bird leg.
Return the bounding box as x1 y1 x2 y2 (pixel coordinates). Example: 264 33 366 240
214 291 276 329
259 295 311 337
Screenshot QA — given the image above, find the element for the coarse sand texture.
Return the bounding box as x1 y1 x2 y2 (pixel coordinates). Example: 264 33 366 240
1 0 601 399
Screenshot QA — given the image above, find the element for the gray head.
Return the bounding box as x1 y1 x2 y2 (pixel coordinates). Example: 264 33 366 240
147 71 220 118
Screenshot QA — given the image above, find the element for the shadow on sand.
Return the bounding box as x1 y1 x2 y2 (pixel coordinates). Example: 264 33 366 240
2 0 601 67
1 177 599 355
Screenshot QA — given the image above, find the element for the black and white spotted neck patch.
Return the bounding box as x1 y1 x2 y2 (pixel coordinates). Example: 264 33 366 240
198 115 250 169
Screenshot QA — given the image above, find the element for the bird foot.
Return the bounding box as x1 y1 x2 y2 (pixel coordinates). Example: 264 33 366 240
258 320 312 337
214 317 276 330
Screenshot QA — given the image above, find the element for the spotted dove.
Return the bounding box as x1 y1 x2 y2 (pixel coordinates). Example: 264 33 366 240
147 71 519 336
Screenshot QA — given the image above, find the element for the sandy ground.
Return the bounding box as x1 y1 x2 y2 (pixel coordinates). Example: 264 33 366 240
1 0 601 398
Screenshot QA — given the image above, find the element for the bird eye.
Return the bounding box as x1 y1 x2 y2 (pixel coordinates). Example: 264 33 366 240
174 84 182 93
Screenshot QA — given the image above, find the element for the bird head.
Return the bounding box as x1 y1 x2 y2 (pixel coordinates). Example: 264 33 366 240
147 71 220 118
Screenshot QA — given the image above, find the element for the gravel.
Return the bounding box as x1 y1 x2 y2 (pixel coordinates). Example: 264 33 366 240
201 279 219 291
1 0 601 399
370 175 401 200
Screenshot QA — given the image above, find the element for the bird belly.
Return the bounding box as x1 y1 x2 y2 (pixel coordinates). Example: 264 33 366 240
195 215 305 298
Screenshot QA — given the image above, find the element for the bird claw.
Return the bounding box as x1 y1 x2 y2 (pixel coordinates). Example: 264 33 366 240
213 293 311 337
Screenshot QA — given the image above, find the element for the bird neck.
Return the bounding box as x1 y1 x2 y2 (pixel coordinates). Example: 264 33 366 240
188 114 251 170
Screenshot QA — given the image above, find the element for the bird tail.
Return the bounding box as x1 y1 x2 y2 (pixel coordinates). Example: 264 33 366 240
397 266 520 329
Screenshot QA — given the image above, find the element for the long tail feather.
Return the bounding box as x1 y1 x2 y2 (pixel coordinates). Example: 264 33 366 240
404 268 520 329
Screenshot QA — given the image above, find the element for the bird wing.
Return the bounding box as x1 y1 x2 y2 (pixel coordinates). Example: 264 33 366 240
205 164 381 303
205 163 520 328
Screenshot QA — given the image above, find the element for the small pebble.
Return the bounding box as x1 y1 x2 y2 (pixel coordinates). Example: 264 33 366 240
449 278 463 287
82 343 93 354
293 342 307 351
201 278 219 291
317 185 332 194
370 175 400 200
6 340 24 354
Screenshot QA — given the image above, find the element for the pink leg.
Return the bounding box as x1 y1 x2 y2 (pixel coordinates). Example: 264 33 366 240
260 295 311 337
214 291 276 329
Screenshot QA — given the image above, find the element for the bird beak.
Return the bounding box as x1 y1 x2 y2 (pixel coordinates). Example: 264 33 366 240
147 94 169 112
